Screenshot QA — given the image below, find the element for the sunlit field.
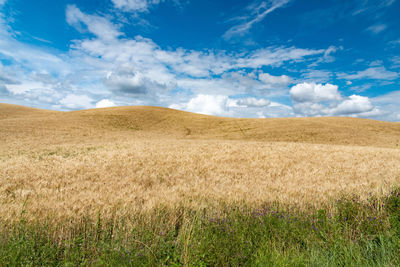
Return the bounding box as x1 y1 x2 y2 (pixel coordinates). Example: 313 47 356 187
1 103 400 265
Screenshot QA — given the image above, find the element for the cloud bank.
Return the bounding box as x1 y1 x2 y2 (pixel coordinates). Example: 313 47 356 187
0 2 399 121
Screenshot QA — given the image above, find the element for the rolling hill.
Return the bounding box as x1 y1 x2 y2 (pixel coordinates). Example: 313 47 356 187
0 103 59 119
1 103 399 148
0 102 400 223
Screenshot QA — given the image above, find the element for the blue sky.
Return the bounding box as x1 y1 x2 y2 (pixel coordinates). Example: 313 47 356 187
0 0 399 120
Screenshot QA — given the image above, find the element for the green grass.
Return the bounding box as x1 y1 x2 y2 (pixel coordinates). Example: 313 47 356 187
1 189 400 266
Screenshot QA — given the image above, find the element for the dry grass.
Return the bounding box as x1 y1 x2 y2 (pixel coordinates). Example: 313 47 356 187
0 103 400 223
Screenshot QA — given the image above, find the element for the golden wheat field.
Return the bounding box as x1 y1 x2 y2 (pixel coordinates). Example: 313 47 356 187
1 103 400 223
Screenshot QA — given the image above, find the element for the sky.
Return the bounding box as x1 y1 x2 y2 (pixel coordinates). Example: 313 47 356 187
0 0 399 120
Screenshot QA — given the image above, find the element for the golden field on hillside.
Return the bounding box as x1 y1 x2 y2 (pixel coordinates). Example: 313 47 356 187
1 103 400 223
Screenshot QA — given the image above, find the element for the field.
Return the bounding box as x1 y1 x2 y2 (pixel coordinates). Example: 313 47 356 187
1 103 400 265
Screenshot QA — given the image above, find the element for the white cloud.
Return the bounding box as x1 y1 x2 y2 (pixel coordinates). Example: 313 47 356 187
308 46 342 67
290 82 341 103
169 95 288 118
69 21 325 97
259 73 291 85
3 3 396 120
348 84 373 93
0 8 93 110
337 66 398 80
0 14 67 75
170 94 232 116
0 0 6 6
76 36 324 79
353 0 395 15
60 94 94 110
370 90 400 121
5 82 51 94
366 24 387 34
235 97 271 107
111 0 162 12
0 71 18 85
379 0 395 7
223 0 291 39
322 45 341 62
332 95 373 115
66 5 122 41
292 102 328 116
5 2 326 112
176 77 240 96
175 70 292 97
96 99 117 108
236 46 325 69
290 82 375 117
391 56 400 68
105 70 149 94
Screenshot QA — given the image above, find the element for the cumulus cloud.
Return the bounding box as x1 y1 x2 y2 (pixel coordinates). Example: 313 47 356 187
170 94 280 117
96 99 117 108
290 82 341 103
235 97 271 107
170 94 232 116
332 95 373 115
258 73 291 85
239 100 293 118
60 94 94 110
370 90 400 121
290 82 375 117
170 95 294 118
337 66 398 80
105 70 149 94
